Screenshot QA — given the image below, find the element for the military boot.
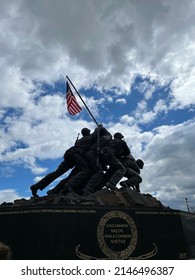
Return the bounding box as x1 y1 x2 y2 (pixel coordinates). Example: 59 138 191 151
105 182 118 191
30 185 39 197
134 184 140 192
120 181 129 188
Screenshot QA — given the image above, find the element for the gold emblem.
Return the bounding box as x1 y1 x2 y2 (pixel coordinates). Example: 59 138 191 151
97 210 137 259
75 210 158 259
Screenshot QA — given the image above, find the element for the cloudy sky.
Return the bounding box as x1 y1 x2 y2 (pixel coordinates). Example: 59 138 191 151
0 0 195 211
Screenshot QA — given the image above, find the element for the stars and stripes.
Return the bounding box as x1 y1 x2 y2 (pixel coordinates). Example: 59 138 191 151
66 82 82 115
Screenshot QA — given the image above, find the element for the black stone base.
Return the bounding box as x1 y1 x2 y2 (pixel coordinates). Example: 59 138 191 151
0 205 194 259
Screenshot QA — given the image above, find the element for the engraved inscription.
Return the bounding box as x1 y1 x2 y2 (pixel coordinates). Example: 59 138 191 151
97 210 138 259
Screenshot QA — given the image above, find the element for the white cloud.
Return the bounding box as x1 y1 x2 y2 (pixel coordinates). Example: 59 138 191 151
33 176 44 183
153 99 168 114
0 166 15 178
133 101 157 124
170 71 195 108
0 0 194 103
0 89 98 174
105 118 195 211
120 115 135 126
115 98 127 104
0 189 23 204
0 67 35 108
141 120 195 210
129 98 169 125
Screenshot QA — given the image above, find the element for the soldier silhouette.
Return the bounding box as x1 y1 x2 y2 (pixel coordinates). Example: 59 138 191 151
120 156 144 192
81 127 112 195
61 125 106 194
99 132 130 190
30 127 91 197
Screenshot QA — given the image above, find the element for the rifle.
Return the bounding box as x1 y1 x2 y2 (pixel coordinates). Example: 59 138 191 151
75 133 80 145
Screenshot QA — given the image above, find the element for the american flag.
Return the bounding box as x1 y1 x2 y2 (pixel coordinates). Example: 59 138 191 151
66 82 82 115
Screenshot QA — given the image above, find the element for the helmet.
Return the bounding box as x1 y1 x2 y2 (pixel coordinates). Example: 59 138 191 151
81 128 90 136
136 159 144 169
114 132 124 139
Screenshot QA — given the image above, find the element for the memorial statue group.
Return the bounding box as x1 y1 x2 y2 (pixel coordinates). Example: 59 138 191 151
30 125 144 197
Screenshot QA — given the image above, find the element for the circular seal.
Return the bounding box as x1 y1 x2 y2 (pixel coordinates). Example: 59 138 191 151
97 210 137 259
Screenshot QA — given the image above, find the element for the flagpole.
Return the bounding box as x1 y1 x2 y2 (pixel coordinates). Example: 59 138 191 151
66 75 101 168
66 75 99 127
185 197 190 212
